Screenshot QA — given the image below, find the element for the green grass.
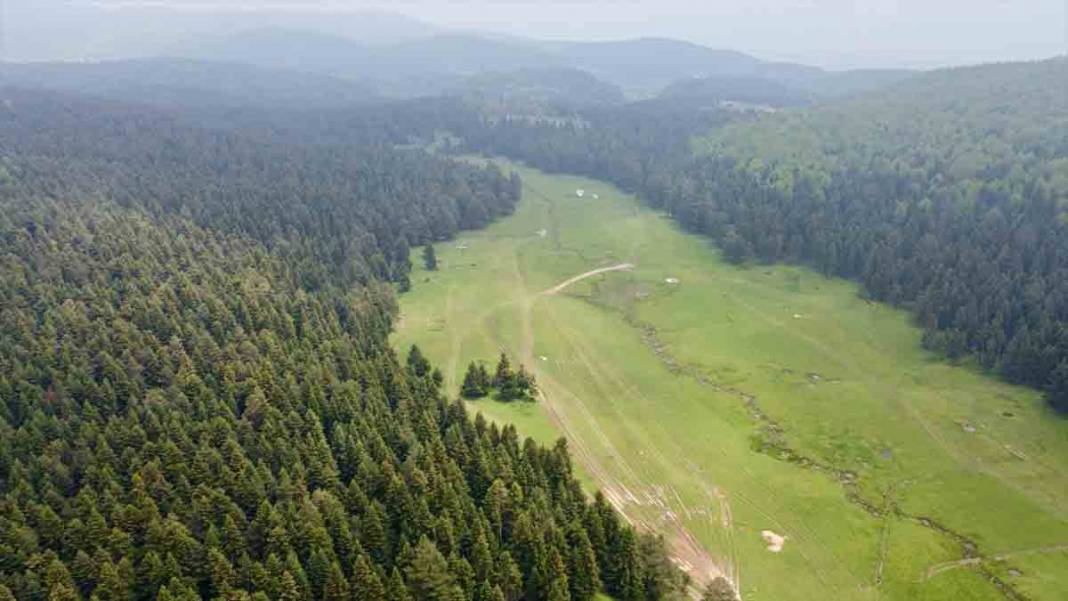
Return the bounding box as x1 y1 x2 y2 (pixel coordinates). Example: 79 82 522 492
393 160 1068 601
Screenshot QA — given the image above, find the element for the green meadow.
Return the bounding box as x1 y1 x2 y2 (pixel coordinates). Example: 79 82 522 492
392 161 1068 601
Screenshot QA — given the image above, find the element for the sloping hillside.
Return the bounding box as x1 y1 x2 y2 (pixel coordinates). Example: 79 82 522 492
0 58 381 110
679 58 1068 410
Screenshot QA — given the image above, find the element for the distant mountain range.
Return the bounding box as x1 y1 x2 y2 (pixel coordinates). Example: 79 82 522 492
168 28 915 101
0 58 382 111
4 5 918 109
3 6 440 62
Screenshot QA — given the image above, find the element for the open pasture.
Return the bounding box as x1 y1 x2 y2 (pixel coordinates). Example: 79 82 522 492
393 161 1068 601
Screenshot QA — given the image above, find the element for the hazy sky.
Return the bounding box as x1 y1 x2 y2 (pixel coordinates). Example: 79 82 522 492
5 0 1067 68
383 0 1068 68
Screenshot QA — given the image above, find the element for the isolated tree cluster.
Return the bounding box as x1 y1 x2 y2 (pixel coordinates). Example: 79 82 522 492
462 355 537 402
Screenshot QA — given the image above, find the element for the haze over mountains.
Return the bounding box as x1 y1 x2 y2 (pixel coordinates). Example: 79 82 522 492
3 5 921 104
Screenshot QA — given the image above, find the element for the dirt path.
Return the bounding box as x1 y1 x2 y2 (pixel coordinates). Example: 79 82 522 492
925 543 1068 580
534 300 734 597
541 263 635 296
478 185 734 597
511 259 732 596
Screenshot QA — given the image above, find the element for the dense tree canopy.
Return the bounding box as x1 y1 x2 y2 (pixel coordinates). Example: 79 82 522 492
0 89 685 600
0 88 521 292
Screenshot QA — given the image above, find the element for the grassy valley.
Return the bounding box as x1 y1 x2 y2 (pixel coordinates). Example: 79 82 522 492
394 161 1068 601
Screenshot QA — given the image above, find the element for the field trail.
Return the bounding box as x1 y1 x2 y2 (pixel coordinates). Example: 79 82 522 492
394 162 1068 601
541 263 635 295
532 260 738 594
518 251 734 594
924 543 1068 580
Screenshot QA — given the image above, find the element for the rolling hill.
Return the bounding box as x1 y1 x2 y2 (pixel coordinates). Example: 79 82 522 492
166 29 913 99
449 68 626 113
0 58 381 111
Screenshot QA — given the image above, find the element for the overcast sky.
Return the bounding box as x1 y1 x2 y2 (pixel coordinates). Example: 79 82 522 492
5 0 1067 68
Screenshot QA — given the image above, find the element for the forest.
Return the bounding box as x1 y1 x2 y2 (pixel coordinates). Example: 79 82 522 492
0 89 686 600
454 58 1068 412
2 37 1066 601
0 89 522 292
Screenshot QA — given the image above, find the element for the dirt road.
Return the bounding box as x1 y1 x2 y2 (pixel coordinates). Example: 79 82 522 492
541 263 635 296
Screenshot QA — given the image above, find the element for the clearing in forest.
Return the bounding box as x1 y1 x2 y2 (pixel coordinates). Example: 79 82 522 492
393 161 1068 601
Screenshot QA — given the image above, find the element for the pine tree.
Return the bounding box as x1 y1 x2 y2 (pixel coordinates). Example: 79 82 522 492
515 365 537 400
352 555 386 601
498 377 519 402
543 548 570 601
422 245 438 271
470 530 493 582
71 550 97 596
567 524 600 601
277 571 302 601
606 529 644 601
477 364 492 391
156 578 201 601
495 552 523 601
322 561 349 601
493 354 521 401
404 537 457 601
208 547 236 597
360 507 389 565
47 582 79 601
493 354 513 390
386 568 412 601
462 363 488 399
93 559 132 601
408 346 432 379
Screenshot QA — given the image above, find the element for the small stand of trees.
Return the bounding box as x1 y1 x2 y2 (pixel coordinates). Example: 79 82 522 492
422 243 438 270
462 353 537 401
702 578 738 601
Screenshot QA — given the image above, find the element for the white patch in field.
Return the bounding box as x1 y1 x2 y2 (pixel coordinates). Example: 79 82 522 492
793 313 803 319
665 277 680 284
576 189 585 197
761 530 786 552
537 229 547 237
539 356 548 361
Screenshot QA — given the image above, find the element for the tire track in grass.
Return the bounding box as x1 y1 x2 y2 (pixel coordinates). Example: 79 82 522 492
565 274 980 596
540 249 844 596
577 286 847 592
541 263 635 296
549 308 741 591
531 268 733 595
925 544 1068 580
626 310 1032 601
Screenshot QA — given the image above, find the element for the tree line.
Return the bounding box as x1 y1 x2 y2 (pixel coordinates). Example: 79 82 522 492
0 88 521 293
0 88 689 600
451 58 1068 413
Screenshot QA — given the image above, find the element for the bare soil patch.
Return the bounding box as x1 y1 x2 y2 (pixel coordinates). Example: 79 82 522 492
542 263 635 296
762 530 787 553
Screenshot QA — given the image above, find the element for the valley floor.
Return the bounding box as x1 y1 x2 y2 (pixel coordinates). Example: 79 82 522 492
392 160 1068 601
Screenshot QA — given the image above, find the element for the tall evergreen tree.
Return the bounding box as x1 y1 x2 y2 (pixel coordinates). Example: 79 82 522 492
352 555 386 601
423 245 439 271
462 363 488 399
